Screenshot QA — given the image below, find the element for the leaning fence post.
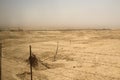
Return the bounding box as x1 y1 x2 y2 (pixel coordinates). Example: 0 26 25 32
0 43 2 80
53 42 59 61
29 45 33 80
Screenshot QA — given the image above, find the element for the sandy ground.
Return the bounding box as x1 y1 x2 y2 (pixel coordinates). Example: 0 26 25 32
0 29 120 80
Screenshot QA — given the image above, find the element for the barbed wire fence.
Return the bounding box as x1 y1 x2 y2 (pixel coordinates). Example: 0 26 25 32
1 43 120 80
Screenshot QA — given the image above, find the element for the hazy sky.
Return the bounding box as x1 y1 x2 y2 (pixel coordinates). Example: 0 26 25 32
0 0 120 28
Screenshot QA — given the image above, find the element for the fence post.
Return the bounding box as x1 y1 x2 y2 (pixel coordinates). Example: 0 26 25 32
0 43 2 80
29 45 33 80
53 42 59 61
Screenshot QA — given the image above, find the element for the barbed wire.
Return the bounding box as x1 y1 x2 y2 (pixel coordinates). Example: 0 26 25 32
2 55 120 69
2 55 120 80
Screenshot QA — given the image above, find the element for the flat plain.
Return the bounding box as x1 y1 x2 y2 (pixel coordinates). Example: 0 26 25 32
1 29 120 80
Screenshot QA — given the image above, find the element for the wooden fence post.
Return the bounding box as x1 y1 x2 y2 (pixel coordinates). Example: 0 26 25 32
29 45 33 80
0 43 2 80
53 42 59 61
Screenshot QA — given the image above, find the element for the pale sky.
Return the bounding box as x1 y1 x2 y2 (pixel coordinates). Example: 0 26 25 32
0 0 120 29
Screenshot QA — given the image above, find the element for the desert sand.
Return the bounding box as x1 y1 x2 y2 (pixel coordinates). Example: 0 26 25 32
1 29 120 80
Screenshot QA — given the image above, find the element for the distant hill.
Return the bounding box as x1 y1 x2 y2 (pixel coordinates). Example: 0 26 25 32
0 26 119 31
